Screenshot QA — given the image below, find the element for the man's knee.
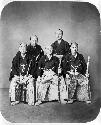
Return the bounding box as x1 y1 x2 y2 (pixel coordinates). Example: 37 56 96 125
10 78 18 88
27 78 34 87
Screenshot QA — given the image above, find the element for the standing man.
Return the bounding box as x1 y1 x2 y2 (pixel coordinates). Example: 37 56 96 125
51 29 70 103
27 35 44 79
51 29 70 56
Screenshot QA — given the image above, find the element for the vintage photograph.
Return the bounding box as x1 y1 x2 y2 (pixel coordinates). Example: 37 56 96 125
0 1 101 123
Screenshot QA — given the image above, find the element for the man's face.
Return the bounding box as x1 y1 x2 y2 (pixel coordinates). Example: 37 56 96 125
45 46 53 55
55 30 63 40
19 43 26 54
30 36 37 46
70 43 78 55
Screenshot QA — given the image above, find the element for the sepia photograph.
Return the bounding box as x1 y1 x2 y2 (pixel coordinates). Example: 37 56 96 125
0 0 101 123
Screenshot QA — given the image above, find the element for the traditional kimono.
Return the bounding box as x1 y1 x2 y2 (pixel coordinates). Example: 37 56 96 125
51 39 70 55
26 44 44 79
9 51 36 105
61 52 91 102
36 55 60 102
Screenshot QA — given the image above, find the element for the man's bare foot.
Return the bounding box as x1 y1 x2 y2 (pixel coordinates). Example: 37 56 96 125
86 100 91 104
11 101 19 106
67 99 74 104
60 100 67 104
35 100 42 106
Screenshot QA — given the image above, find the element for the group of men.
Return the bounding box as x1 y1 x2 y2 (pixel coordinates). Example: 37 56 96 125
9 29 91 106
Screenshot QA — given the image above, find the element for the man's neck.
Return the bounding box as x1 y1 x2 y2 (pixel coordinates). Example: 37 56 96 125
47 54 52 60
57 39 62 44
72 53 77 58
21 53 26 59
31 43 36 47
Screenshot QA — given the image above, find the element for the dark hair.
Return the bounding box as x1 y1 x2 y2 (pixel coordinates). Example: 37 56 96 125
71 42 78 48
55 29 63 35
58 29 63 35
30 35 38 42
19 42 27 48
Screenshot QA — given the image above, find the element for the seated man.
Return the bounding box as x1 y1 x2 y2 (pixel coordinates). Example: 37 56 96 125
61 42 91 104
35 45 60 105
9 43 35 106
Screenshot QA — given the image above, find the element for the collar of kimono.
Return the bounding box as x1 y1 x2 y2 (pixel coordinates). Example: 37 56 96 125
56 39 63 44
73 53 77 58
57 39 62 44
30 43 37 48
45 55 52 61
32 44 37 48
21 53 26 59
70 53 78 60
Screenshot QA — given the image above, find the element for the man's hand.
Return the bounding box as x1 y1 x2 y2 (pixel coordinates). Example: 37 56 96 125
85 73 89 78
58 68 61 74
65 74 70 85
19 75 24 84
14 75 20 82
66 74 69 78
27 74 33 79
37 76 41 82
68 70 74 75
74 68 79 75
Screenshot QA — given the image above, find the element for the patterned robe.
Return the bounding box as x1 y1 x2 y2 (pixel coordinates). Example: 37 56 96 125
26 44 44 79
9 52 35 105
61 52 91 101
51 39 70 55
36 55 60 101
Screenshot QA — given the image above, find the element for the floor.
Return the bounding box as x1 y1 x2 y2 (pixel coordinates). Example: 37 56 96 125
0 88 101 123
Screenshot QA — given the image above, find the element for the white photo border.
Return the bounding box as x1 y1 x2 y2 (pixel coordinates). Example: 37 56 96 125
0 0 101 125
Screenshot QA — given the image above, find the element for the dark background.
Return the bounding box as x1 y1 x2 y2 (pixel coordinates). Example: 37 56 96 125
0 1 100 101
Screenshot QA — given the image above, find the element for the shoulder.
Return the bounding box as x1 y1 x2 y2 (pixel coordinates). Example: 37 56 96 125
62 39 70 45
26 44 33 51
36 44 41 48
12 51 21 62
36 44 43 50
78 53 84 57
77 53 85 60
15 51 21 58
51 41 57 46
26 44 31 48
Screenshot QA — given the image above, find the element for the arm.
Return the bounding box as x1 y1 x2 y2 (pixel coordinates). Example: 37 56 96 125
51 42 56 55
65 41 70 55
61 55 71 75
9 54 20 81
36 46 44 64
54 57 60 75
77 54 87 75
37 57 44 77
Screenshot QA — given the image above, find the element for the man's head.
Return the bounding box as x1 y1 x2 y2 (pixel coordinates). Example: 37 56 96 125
44 45 53 55
30 35 38 46
55 29 63 40
70 42 78 55
19 42 26 54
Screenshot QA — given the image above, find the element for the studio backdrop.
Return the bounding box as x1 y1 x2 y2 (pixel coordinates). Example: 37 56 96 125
0 1 100 100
